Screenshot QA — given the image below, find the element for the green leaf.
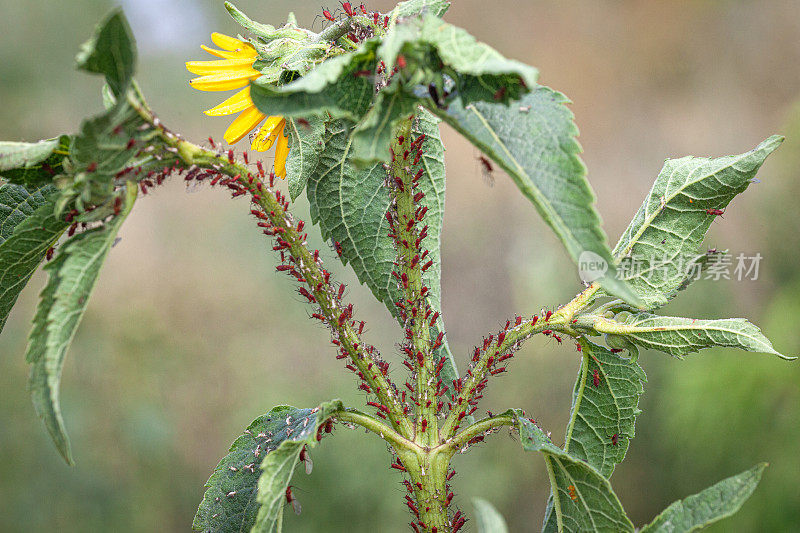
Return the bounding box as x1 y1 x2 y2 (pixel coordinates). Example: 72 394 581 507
391 0 450 19
349 86 418 166
592 312 794 360
379 13 537 103
608 136 782 310
306 112 460 399
431 87 640 306
0 186 67 334
193 401 344 533
473 498 509 533
224 2 279 40
285 116 326 201
564 340 646 477
0 136 71 188
640 464 767 533
75 9 137 96
509 412 634 533
26 183 137 464
250 41 379 122
251 400 345 532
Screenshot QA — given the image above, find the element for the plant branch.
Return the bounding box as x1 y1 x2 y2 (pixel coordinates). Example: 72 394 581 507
126 90 414 438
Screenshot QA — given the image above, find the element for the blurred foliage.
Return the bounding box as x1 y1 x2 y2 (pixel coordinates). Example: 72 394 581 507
0 0 798 532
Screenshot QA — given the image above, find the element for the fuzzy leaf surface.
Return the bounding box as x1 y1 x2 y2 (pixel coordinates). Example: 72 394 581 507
285 116 326 201
250 41 378 122
391 0 450 19
306 112 459 398
25 184 136 464
75 9 136 96
473 498 509 533
565 340 646 477
193 401 344 533
640 464 767 533
0 187 67 334
608 136 782 310
592 312 793 360
510 412 634 533
0 136 71 188
432 87 640 305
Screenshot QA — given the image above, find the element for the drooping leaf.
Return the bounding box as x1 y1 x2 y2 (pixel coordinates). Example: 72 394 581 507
591 312 794 360
378 13 537 103
431 87 640 306
75 9 137 96
251 401 346 532
0 136 71 188
640 464 767 533
349 85 418 166
193 401 344 533
0 186 67 334
26 183 137 464
285 116 326 201
473 498 509 533
608 136 782 310
250 40 379 122
391 0 450 19
509 412 634 533
564 340 646 477
306 112 460 399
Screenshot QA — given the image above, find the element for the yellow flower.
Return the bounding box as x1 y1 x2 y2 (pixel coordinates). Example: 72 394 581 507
186 33 289 178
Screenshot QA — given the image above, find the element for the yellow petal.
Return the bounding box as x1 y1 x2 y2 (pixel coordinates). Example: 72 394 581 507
204 87 254 117
200 44 256 60
274 125 289 179
224 107 267 145
186 57 257 75
189 70 260 91
211 32 248 52
251 116 285 152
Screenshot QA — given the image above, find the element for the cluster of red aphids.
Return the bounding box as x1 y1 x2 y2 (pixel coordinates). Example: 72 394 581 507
402 466 461 533
320 3 389 43
385 130 448 416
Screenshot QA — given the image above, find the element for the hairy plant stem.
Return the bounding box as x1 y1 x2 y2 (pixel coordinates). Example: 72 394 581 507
126 89 413 439
390 118 439 448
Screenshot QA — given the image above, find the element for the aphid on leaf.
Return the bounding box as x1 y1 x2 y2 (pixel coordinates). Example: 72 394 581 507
45 247 55 261
299 446 313 474
567 484 578 501
592 369 600 387
341 1 355 16
610 433 619 446
706 208 726 217
493 86 507 101
428 83 447 109
285 486 302 515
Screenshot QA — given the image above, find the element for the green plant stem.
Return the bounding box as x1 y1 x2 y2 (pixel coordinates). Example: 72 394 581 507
126 90 413 439
336 409 416 452
390 118 439 448
446 412 516 451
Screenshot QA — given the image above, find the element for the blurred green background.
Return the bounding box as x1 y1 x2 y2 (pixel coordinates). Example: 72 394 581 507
1 1 798 531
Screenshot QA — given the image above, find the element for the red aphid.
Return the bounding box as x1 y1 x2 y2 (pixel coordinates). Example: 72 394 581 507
323 9 335 21
341 1 355 16
706 208 725 216
396 54 407 69
592 369 600 387
285 486 302 515
45 247 55 261
611 433 619 446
